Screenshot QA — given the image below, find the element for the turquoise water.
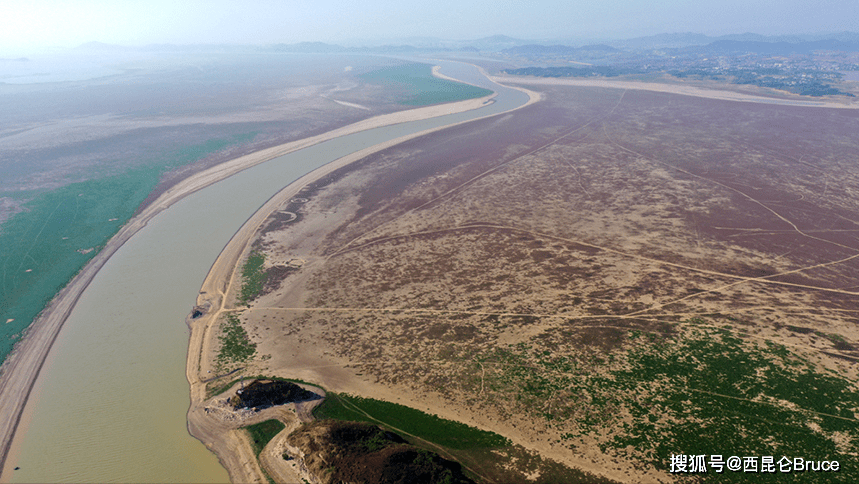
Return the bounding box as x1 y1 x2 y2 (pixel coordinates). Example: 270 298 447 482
361 62 494 105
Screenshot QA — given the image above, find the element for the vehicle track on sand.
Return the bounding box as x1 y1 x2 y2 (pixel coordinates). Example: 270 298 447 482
601 123 859 253
324 223 859 297
328 90 628 259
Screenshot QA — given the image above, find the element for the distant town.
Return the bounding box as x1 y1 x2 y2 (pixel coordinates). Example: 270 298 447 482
502 39 859 97
474 33 854 97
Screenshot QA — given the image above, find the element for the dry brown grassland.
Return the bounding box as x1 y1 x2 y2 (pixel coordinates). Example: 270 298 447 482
208 85 859 483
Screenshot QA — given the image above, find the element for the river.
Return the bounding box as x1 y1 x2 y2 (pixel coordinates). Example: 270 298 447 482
8 60 529 483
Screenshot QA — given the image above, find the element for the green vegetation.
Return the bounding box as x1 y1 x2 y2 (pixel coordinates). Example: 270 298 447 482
313 392 509 450
238 250 266 306
359 426 396 452
244 419 286 456
360 63 493 106
0 133 255 364
294 420 476 484
207 376 243 399
215 313 256 372
313 393 614 483
608 327 859 483
471 321 859 483
460 446 620 484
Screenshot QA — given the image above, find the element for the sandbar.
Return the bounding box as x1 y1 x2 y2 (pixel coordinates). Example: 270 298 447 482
492 75 859 109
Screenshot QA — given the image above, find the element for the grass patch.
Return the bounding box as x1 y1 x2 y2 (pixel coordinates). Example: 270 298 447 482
238 250 265 306
206 377 243 399
360 63 493 106
215 313 256 372
244 419 286 457
313 392 509 450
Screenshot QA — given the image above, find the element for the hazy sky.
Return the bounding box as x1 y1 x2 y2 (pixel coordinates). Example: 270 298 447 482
2 0 856 54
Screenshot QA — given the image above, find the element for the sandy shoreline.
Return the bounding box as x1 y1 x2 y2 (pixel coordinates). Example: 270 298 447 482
492 75 859 109
0 69 508 479
185 78 540 482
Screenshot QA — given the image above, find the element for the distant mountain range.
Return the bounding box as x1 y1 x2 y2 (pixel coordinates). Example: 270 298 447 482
691 39 859 55
74 31 859 56
609 31 859 49
501 44 621 56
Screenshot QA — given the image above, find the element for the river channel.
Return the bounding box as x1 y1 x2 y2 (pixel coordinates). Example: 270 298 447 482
9 60 529 482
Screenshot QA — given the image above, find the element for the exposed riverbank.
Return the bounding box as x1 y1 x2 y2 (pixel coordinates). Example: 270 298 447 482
186 72 540 482
0 69 505 479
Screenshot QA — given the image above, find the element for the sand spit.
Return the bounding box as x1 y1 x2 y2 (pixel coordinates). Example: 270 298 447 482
0 68 505 478
323 95 372 111
186 82 539 482
492 75 859 109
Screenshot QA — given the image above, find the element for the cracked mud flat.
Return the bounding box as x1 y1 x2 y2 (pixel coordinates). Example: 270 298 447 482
208 85 859 482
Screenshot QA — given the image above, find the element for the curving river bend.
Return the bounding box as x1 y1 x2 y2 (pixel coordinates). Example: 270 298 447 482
8 60 530 483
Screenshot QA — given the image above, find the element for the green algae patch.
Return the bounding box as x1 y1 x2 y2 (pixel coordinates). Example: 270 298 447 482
0 132 257 364
0 166 161 359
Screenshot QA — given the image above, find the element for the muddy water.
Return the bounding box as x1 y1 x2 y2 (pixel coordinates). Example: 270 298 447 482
9 61 529 483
